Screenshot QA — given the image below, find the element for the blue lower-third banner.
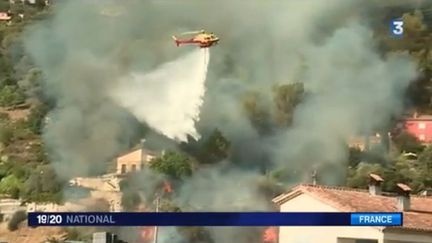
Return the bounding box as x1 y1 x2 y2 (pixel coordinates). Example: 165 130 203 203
28 212 402 227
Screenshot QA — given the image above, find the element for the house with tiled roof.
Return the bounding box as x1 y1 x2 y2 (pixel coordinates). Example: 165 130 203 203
116 140 160 175
395 113 432 143
273 174 432 243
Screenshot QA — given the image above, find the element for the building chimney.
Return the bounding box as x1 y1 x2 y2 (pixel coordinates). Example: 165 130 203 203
311 170 317 185
419 188 432 196
396 183 411 211
368 173 384 196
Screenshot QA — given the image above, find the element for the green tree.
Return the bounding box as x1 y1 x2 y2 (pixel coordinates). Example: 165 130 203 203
0 164 7 181
149 151 195 180
0 85 25 106
410 48 432 73
392 131 424 153
399 10 432 111
268 167 292 181
381 11 432 111
346 162 385 189
416 145 432 187
0 76 17 88
346 155 427 193
0 124 13 146
7 210 27 231
382 155 423 192
0 1 10 12
22 165 63 202
0 174 23 198
0 58 14 84
9 3 24 16
272 83 304 127
197 129 230 164
181 129 231 165
0 112 9 121
33 142 49 163
405 47 432 111
418 144 432 172
40 166 61 192
9 162 30 180
402 10 427 37
348 147 363 168
26 103 48 134
33 0 47 10
242 91 271 134
18 68 43 92
2 32 20 50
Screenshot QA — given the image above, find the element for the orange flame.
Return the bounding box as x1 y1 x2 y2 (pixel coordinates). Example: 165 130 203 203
163 180 173 193
140 227 155 242
262 227 278 243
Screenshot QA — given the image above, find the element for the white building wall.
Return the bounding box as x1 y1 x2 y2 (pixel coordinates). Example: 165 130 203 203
279 194 383 243
69 175 120 192
27 202 59 212
0 198 24 220
383 232 432 243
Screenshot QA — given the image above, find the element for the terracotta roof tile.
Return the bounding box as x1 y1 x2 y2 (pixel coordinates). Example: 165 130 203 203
116 147 158 160
369 173 384 182
397 183 412 192
273 184 432 232
403 115 432 121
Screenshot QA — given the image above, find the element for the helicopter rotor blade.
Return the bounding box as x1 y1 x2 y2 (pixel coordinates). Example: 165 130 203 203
179 30 205 35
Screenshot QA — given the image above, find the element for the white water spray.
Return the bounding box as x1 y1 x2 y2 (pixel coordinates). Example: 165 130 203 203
111 48 210 141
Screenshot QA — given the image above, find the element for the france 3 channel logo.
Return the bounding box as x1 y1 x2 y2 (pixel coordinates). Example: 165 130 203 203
391 18 404 37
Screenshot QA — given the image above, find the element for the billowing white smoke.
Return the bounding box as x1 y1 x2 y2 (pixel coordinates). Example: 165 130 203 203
110 48 210 141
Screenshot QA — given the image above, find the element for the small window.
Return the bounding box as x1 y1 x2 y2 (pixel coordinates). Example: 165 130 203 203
121 164 126 174
419 122 426 129
131 164 137 172
419 134 426 141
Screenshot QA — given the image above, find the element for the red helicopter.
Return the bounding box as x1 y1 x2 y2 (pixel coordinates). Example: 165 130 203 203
172 30 219 48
